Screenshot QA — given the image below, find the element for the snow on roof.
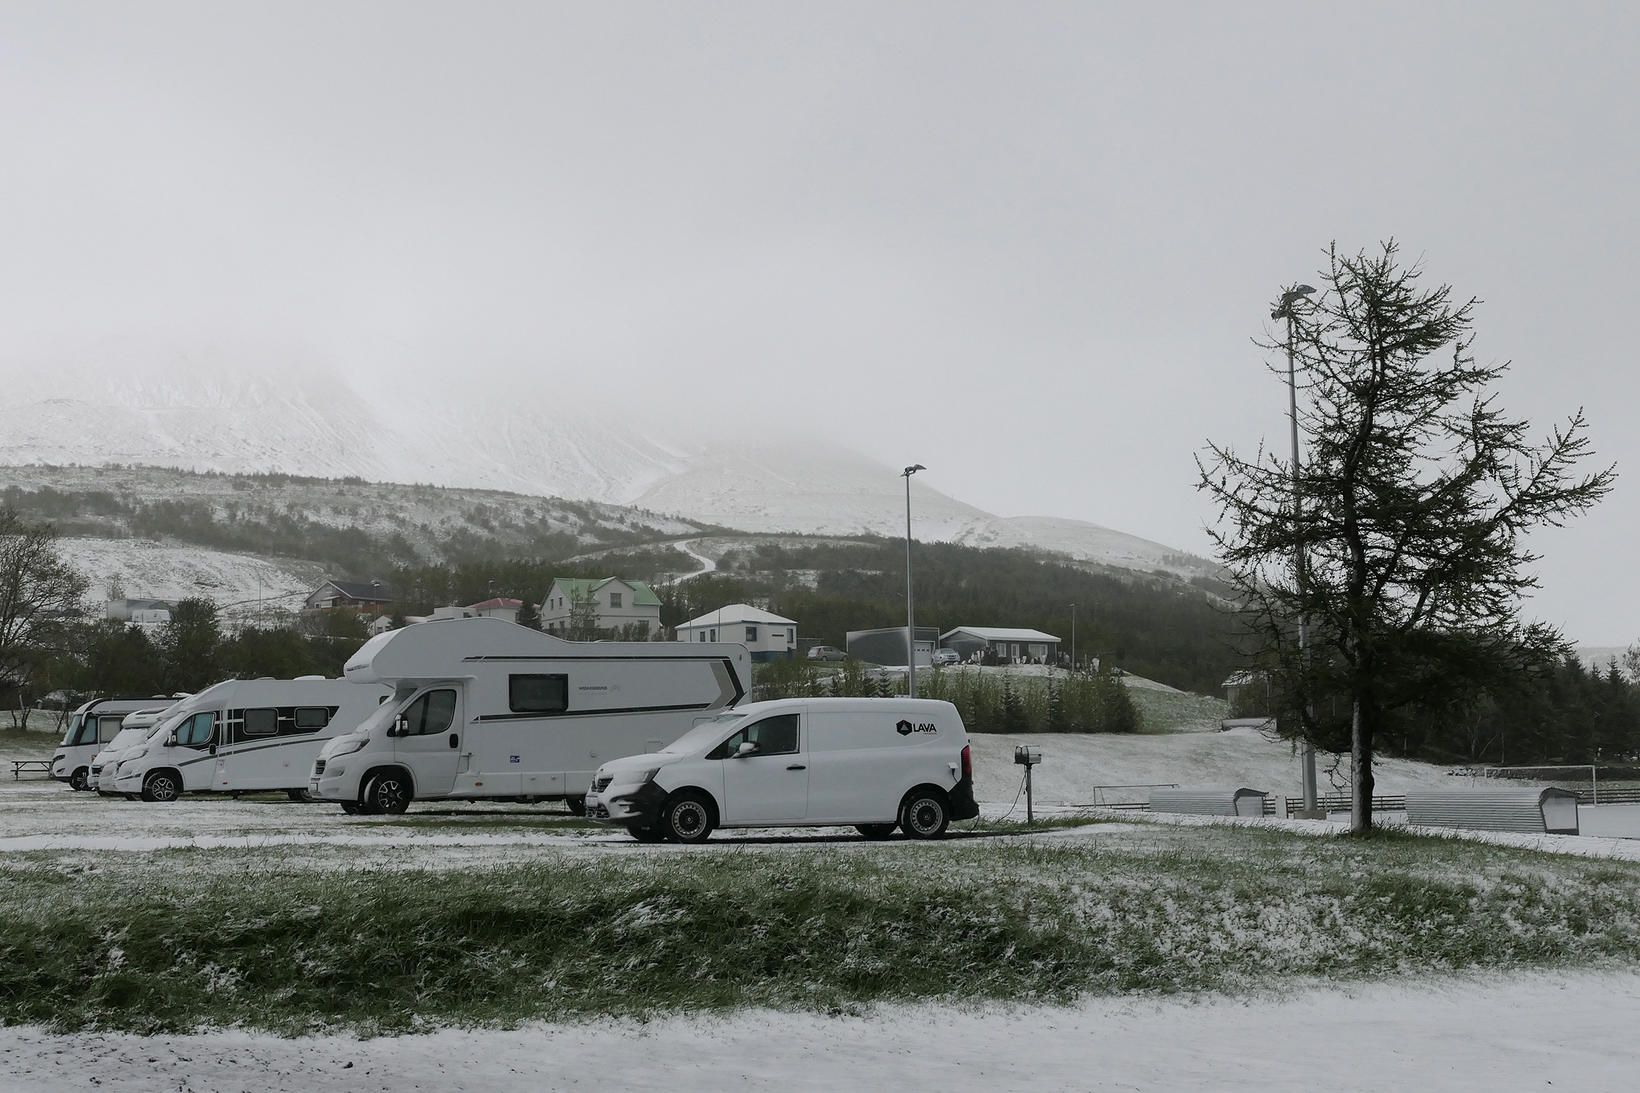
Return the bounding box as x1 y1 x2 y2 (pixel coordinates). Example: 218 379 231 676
680 603 797 628
464 598 523 610
942 626 1061 643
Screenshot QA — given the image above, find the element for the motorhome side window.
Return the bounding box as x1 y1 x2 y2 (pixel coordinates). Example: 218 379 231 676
176 712 214 747
509 674 568 714
403 689 457 735
708 714 800 759
241 709 277 737
292 707 331 732
98 716 126 743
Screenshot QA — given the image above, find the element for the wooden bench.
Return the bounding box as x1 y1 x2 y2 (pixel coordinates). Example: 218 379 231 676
9 759 53 781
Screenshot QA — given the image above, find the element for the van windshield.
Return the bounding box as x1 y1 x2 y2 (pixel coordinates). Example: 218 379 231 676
102 727 153 752
662 711 746 754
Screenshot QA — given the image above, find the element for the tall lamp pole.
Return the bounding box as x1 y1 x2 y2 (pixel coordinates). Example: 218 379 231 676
1272 284 1319 818
903 464 925 698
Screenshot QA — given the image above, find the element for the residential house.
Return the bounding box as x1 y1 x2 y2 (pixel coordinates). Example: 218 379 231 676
105 598 176 635
539 577 662 638
303 579 393 616
940 626 1061 664
678 604 797 661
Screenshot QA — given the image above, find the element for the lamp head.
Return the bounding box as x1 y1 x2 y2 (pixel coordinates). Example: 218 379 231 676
903 463 926 477
1270 284 1316 319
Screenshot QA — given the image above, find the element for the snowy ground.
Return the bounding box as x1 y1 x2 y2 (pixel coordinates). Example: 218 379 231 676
2 971 1635 1092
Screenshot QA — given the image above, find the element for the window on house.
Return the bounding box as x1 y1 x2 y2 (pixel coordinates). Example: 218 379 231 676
787 628 795 644
746 626 758 642
510 674 569 714
610 592 623 608
709 628 717 642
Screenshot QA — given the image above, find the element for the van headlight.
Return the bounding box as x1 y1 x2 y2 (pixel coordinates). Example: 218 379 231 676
329 737 368 757
636 768 661 783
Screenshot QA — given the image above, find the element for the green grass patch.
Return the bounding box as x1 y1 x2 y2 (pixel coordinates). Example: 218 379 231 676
4 824 1640 1035
1127 687 1229 732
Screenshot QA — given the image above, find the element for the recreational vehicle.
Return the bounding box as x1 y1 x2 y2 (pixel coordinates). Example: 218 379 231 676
308 617 751 815
52 697 178 790
109 678 390 802
88 708 172 793
583 697 980 842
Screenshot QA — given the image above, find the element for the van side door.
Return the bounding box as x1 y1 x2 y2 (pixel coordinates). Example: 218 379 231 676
392 687 464 797
714 712 808 823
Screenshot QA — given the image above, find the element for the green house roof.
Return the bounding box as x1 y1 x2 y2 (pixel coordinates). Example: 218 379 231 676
551 577 662 607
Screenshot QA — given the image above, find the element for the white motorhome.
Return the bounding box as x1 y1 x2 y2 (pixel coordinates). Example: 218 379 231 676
109 678 390 802
309 617 751 815
584 697 980 842
88 708 171 793
52 697 178 791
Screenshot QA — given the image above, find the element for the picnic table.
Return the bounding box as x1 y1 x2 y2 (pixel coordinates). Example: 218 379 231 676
9 759 53 780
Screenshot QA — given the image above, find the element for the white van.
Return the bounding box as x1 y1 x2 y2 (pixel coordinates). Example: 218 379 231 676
109 678 390 802
51 697 178 791
583 697 979 843
88 708 170 794
310 617 751 815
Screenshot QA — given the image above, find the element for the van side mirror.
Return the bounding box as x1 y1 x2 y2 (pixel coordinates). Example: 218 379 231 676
390 717 408 738
164 733 176 748
735 741 757 758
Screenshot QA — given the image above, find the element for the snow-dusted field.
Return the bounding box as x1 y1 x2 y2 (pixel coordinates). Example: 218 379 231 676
2 971 1635 1092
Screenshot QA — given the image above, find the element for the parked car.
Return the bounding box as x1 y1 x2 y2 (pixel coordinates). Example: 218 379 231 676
806 645 847 661
931 648 961 667
584 697 979 842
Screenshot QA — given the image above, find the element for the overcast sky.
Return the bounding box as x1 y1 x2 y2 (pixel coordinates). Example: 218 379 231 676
3 2 1637 642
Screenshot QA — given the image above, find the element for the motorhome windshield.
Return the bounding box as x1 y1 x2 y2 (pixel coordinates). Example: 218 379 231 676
59 714 85 747
354 684 416 737
663 711 746 754
103 727 153 752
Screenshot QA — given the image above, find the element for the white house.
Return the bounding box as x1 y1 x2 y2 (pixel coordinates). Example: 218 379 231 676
106 598 175 634
677 604 797 662
539 577 662 638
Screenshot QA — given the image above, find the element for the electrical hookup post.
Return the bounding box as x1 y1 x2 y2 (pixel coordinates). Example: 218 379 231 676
1014 746 1041 823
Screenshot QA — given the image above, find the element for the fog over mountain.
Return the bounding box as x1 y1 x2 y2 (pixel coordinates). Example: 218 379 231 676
0 359 1211 579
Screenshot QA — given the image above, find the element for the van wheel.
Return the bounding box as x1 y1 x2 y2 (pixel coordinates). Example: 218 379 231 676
365 772 411 815
565 795 588 817
142 771 182 803
69 768 89 792
627 824 667 843
661 791 715 844
340 802 361 816
856 824 896 840
900 790 950 839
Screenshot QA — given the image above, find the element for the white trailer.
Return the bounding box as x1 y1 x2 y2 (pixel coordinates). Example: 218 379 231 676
308 617 751 815
51 697 178 791
109 678 391 802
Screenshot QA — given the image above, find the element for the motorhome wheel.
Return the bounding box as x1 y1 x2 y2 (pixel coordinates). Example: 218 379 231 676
899 789 950 839
286 789 311 803
69 768 88 791
661 791 715 844
565 795 587 817
366 772 412 815
855 824 896 840
142 771 181 803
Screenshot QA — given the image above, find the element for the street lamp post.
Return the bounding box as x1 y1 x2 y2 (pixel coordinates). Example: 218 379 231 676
1271 284 1319 818
903 464 925 698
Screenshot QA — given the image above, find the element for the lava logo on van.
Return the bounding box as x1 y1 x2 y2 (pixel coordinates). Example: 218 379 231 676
896 719 937 736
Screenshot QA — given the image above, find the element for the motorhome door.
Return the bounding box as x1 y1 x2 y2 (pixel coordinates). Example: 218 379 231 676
393 687 463 797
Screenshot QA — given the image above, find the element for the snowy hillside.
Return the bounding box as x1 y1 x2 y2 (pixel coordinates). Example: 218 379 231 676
0 361 1217 580
58 539 327 619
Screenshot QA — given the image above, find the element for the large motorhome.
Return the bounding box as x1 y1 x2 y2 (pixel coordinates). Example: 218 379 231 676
109 678 391 802
308 617 751 815
52 697 178 790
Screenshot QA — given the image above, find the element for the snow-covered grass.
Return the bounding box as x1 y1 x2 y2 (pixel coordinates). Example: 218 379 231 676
3 811 1639 1035
5 969 1638 1092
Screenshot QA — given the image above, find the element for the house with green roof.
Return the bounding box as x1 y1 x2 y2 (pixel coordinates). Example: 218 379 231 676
540 577 663 639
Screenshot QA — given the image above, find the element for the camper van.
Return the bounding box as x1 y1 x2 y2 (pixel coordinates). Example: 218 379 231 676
108 678 390 802
52 697 178 790
308 617 751 815
584 697 980 842
87 708 171 793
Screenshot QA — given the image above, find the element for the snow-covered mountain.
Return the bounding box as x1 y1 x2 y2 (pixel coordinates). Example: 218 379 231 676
0 360 1215 578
